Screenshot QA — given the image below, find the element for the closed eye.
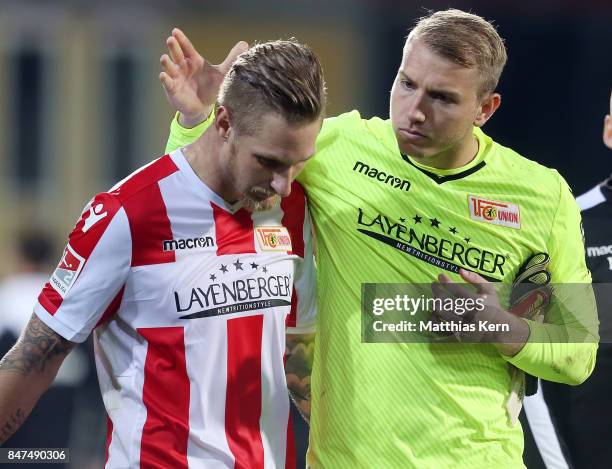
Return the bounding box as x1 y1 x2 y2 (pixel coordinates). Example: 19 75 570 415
429 92 453 103
255 155 282 169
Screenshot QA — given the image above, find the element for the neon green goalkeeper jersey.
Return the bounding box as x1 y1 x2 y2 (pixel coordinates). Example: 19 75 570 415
167 110 597 469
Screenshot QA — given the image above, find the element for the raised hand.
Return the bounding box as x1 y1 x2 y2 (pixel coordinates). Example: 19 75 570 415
159 28 248 128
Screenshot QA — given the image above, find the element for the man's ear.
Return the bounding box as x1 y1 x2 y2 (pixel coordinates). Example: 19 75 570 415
474 93 501 127
603 114 612 150
215 106 231 141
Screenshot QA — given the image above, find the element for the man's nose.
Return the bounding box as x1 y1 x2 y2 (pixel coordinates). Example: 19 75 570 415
271 170 292 198
405 92 426 123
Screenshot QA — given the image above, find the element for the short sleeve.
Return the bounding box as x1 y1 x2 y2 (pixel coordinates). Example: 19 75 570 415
34 193 132 343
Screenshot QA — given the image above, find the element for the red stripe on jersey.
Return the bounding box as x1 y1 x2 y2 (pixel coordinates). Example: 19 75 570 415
281 182 306 258
95 287 125 328
286 287 298 328
112 155 178 200
105 414 113 466
123 183 175 267
39 192 122 316
225 314 265 469
115 155 178 267
212 203 257 255
138 327 190 469
38 283 62 315
285 408 296 469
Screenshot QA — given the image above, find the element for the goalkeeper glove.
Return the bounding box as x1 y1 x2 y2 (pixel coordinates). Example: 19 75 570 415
509 252 553 397
509 252 552 320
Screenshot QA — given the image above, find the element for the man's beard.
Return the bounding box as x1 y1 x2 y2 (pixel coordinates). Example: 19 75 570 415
226 142 280 212
241 188 280 212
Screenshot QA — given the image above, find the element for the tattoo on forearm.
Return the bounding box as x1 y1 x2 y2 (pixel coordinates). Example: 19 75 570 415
285 334 315 422
0 315 74 374
0 408 25 443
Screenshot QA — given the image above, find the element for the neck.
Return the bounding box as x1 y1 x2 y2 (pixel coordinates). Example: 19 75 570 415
413 133 479 170
182 129 239 203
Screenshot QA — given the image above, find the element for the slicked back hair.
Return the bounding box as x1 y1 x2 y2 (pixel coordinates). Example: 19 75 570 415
218 39 326 135
408 9 507 97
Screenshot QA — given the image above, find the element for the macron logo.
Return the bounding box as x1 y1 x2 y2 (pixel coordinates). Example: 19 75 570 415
163 237 215 252
82 203 109 233
353 161 411 192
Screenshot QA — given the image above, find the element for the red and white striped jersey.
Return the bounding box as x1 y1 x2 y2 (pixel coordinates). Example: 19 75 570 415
34 149 316 469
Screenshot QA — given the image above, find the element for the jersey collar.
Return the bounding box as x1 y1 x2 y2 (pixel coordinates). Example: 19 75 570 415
401 127 490 184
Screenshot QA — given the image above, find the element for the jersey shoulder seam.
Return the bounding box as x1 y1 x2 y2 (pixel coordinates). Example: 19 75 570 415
108 154 179 206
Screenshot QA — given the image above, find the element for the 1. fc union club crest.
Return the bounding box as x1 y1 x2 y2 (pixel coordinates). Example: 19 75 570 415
468 195 521 229
255 226 292 251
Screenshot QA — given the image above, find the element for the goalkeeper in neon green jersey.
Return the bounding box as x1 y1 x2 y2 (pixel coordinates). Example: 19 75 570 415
159 9 598 469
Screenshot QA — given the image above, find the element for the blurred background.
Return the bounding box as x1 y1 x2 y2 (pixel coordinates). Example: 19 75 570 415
0 0 610 467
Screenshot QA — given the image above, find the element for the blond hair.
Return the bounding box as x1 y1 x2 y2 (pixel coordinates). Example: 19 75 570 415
218 39 326 134
408 9 507 96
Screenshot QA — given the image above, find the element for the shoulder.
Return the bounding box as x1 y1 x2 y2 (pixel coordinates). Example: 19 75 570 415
73 154 182 243
97 153 183 226
484 131 568 199
284 182 307 205
320 110 394 145
280 182 307 221
109 153 180 204
281 183 309 258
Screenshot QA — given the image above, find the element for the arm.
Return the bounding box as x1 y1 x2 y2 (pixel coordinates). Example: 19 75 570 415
0 192 131 443
0 314 75 444
285 333 315 423
504 290 597 385
433 260 596 385
505 176 598 385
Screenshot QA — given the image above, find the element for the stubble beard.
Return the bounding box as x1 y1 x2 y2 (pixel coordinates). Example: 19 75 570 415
227 142 280 212
241 190 280 212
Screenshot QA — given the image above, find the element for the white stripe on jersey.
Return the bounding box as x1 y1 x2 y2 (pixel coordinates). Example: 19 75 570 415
185 319 234 467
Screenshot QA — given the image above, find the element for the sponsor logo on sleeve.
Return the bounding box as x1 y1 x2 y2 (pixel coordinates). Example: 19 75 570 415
468 195 521 229
256 226 292 251
82 202 109 233
50 244 85 298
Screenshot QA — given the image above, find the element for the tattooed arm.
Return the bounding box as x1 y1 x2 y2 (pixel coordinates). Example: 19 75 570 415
0 313 75 444
285 333 315 424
